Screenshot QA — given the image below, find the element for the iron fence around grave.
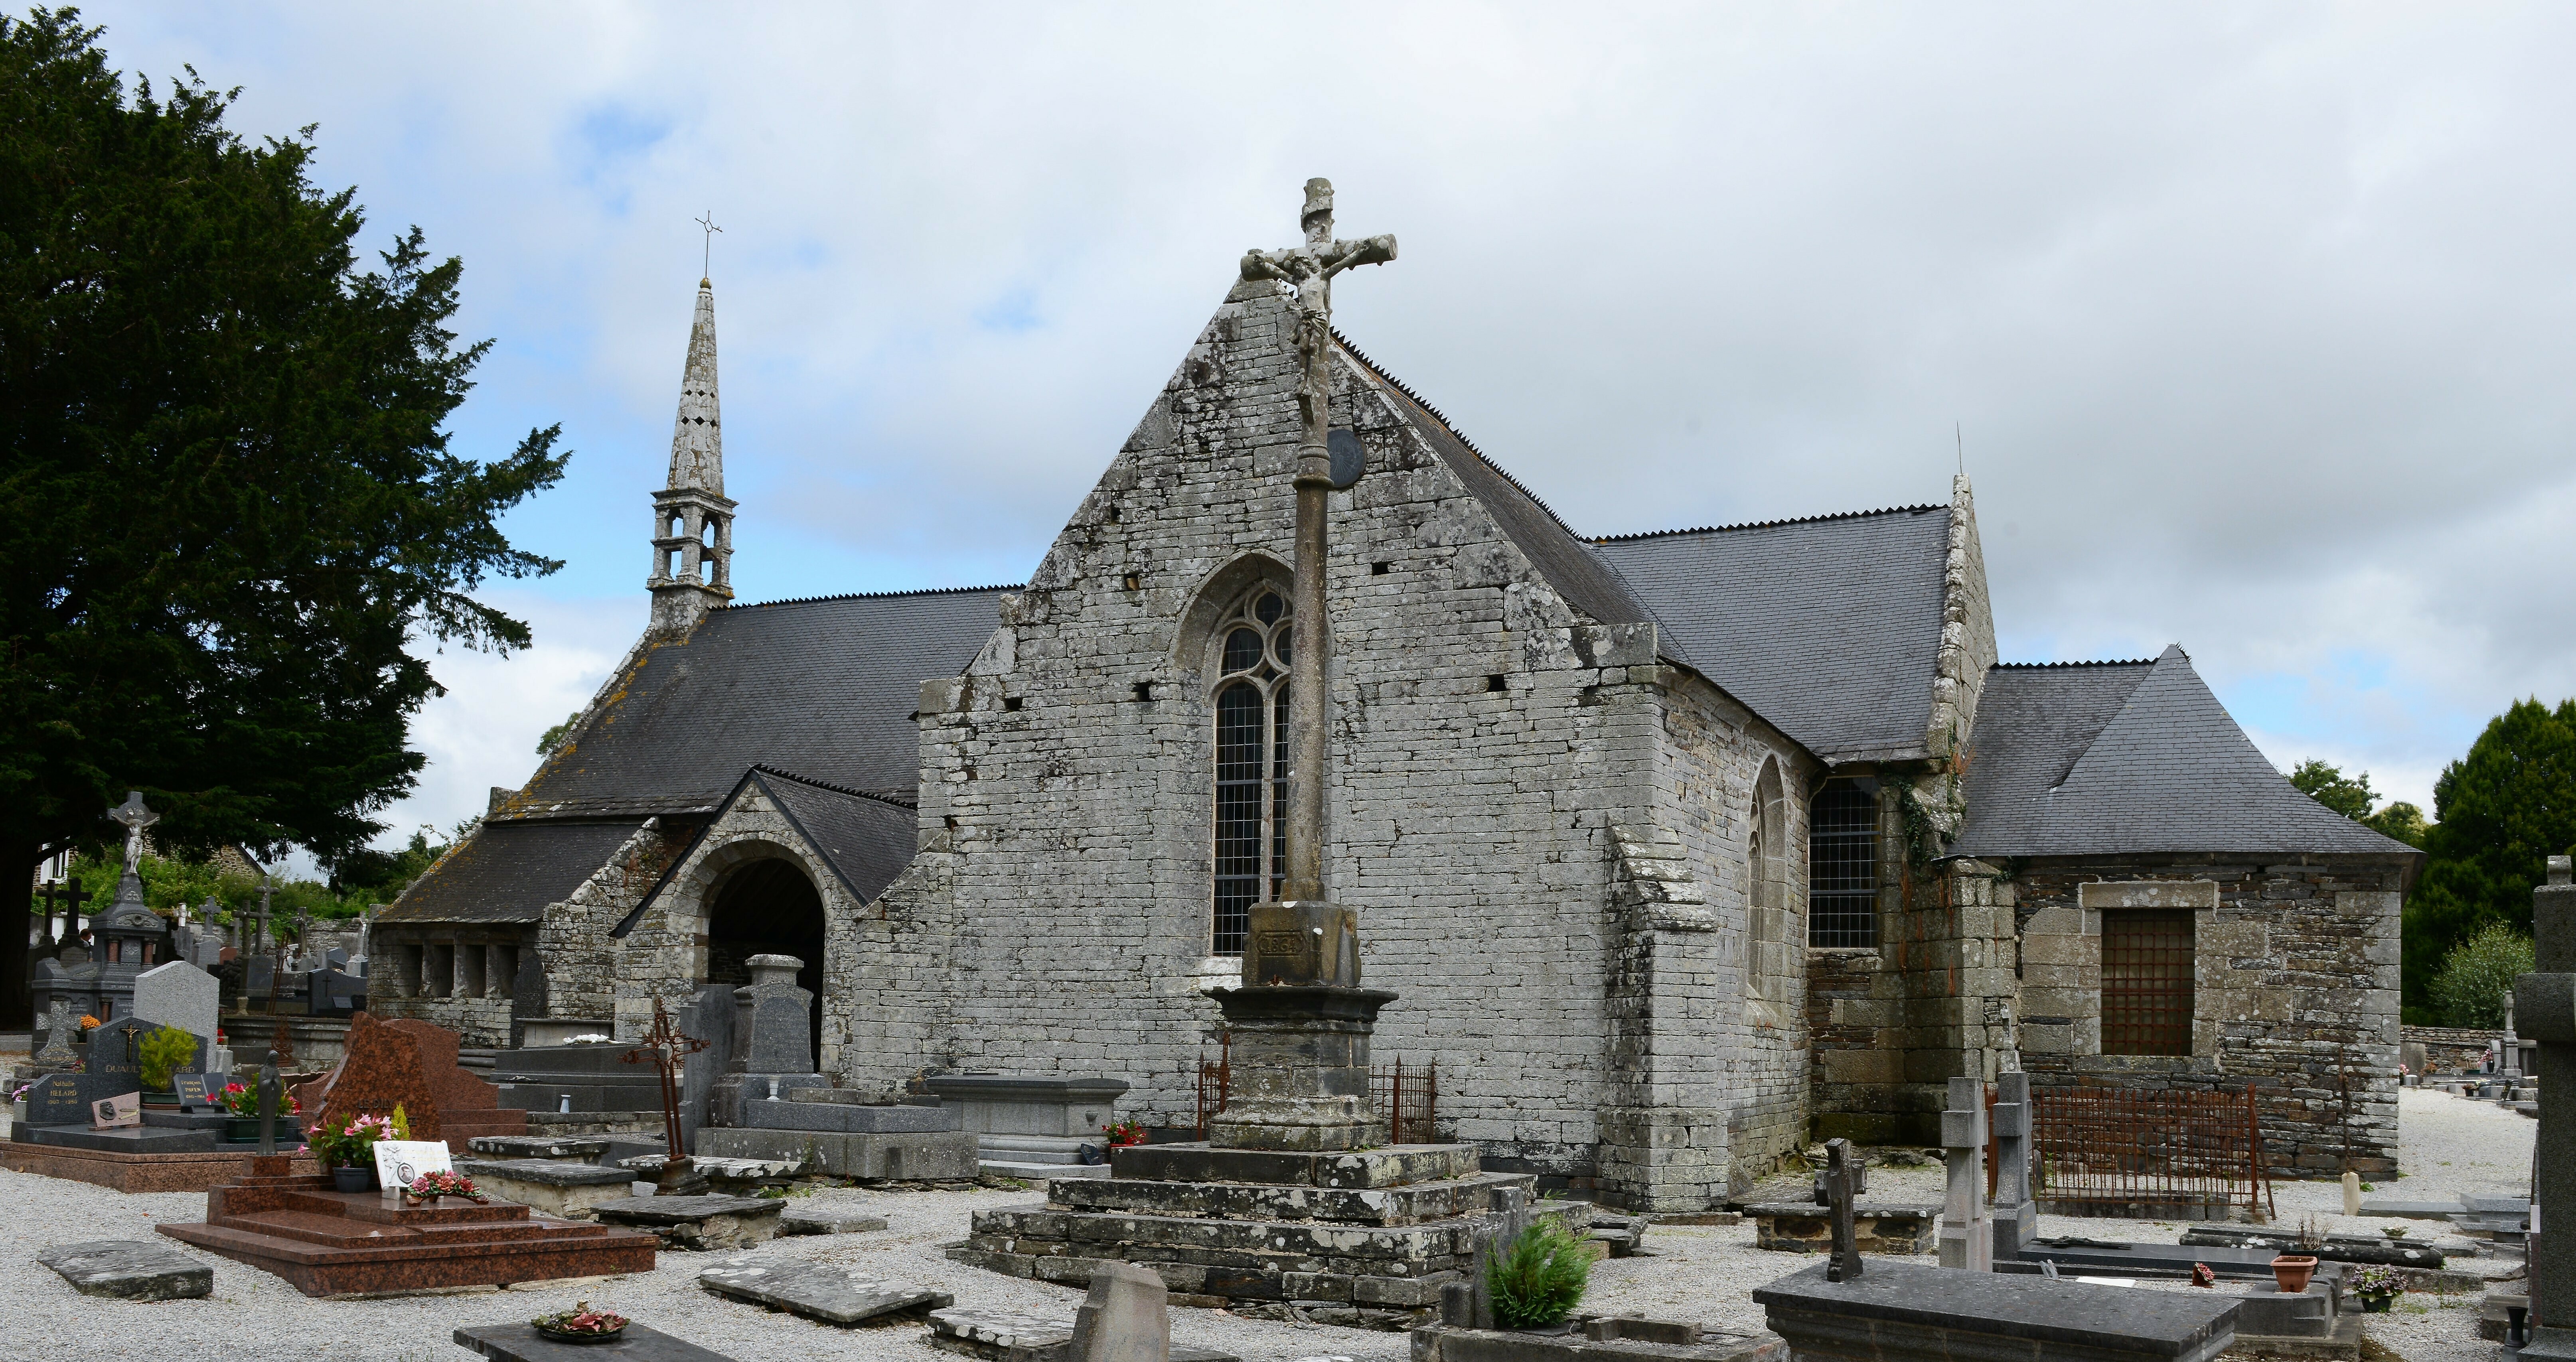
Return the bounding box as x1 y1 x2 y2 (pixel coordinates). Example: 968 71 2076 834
1192 1032 1438 1145
2029 1084 2275 1221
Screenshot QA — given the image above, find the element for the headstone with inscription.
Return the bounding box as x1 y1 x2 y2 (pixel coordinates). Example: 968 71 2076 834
22 1072 87 1128
172 1072 218 1112
132 960 221 1047
374 1139 454 1190
741 954 816 1074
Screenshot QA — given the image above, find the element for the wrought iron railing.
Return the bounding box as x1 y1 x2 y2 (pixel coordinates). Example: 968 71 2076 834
2028 1083 2274 1220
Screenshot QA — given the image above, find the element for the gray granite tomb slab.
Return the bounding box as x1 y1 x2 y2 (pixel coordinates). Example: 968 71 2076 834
1754 1259 2239 1362
697 1257 952 1324
454 1322 738 1362
37 1240 213 1301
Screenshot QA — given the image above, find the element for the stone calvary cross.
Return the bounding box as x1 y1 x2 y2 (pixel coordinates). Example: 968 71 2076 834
1237 178 1394 908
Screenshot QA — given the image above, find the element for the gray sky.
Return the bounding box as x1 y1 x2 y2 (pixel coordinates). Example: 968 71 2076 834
80 2 2576 853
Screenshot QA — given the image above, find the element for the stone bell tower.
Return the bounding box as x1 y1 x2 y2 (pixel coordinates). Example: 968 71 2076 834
647 275 736 635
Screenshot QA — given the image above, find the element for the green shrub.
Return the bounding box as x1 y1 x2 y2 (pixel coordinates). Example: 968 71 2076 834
1486 1217 1592 1328
138 1025 198 1090
2431 923 2535 1029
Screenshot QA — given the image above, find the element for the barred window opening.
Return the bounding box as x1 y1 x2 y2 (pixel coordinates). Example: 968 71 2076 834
2103 909 2195 1056
1808 779 1879 947
1210 587 1291 955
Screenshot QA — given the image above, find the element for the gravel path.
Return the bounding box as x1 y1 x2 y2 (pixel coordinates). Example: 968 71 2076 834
1 1084 2534 1362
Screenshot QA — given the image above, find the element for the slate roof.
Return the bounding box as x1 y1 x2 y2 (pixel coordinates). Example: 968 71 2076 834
505 585 1012 818
753 767 919 905
1952 645 2420 860
1593 507 1952 763
1336 337 1671 647
610 767 920 937
377 819 650 924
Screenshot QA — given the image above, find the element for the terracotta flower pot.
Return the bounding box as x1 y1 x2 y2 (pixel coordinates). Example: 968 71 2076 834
2271 1255 2319 1293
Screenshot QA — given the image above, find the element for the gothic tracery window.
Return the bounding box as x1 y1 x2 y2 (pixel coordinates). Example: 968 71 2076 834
1210 586 1292 955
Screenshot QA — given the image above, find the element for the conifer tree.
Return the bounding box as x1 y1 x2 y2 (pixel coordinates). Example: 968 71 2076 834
0 10 568 1022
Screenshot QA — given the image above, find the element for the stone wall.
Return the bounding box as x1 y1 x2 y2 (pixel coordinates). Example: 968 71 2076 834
2013 857 2405 1178
829 280 1798 1211
2398 1024 2501 1075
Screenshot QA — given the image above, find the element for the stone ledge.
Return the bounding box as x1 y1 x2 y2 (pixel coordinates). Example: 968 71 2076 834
1052 1171 1532 1226
1109 1141 1478 1189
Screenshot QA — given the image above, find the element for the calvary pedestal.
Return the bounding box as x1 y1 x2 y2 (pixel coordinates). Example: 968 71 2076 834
952 903 1540 1321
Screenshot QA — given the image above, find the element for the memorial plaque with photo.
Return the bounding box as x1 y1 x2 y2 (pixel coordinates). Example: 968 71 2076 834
372 1139 454 1190
91 1092 142 1129
172 1072 216 1111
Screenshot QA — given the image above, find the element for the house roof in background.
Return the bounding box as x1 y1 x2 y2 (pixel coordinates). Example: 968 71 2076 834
1953 645 2421 860
1594 507 1952 763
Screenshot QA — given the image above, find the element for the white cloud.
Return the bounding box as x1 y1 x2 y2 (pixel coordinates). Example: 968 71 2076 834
73 1 2576 829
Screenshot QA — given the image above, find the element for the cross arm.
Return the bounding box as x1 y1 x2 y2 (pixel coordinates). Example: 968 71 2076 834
1322 235 1396 277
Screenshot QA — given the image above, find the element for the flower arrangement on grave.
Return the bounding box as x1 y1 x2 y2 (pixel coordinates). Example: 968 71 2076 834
138 1025 197 1091
568 1033 612 1044
307 1113 395 1170
215 1082 302 1118
2190 1262 2217 1288
530 1301 628 1341
2349 1264 2404 1310
2383 1225 2410 1240
1101 1118 1148 1147
403 1169 486 1206
1486 1217 1592 1329
77 1014 99 1030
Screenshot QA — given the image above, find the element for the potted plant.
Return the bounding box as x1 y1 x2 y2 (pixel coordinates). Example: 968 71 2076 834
1101 1118 1149 1148
215 1080 303 1142
2350 1264 2404 1312
531 1301 628 1344
402 1169 486 1208
2270 1253 2320 1293
1487 1218 1593 1332
138 1025 197 1106
310 1113 394 1192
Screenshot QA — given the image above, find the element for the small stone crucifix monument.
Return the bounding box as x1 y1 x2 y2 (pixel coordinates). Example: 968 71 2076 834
107 790 158 875
1819 1137 1867 1281
1939 1076 1993 1271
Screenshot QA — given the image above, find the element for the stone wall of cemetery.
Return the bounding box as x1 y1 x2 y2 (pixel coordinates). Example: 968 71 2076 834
831 281 1800 1210
2013 856 2407 1178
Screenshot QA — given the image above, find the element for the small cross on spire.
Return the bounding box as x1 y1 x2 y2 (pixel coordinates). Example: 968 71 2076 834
695 211 722 285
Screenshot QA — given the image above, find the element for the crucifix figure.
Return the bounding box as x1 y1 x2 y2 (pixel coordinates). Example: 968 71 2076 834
625 995 711 1189
107 791 158 876
1236 179 1394 904
1818 1137 1868 1281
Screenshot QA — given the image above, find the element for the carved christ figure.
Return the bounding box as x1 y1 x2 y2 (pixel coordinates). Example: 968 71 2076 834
108 791 158 876
1238 179 1396 475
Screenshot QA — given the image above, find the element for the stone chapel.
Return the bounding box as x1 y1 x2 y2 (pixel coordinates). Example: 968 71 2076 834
373 240 2420 1209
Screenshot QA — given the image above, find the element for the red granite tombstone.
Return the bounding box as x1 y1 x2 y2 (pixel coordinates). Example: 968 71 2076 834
294 1012 525 1143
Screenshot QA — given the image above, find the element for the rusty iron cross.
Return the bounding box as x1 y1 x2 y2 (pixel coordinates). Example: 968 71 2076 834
626 996 711 1163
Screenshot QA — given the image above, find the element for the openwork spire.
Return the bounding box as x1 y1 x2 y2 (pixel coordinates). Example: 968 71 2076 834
668 279 723 495
647 275 737 635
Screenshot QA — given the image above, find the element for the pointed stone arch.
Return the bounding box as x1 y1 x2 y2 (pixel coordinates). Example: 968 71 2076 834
1173 551 1292 675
